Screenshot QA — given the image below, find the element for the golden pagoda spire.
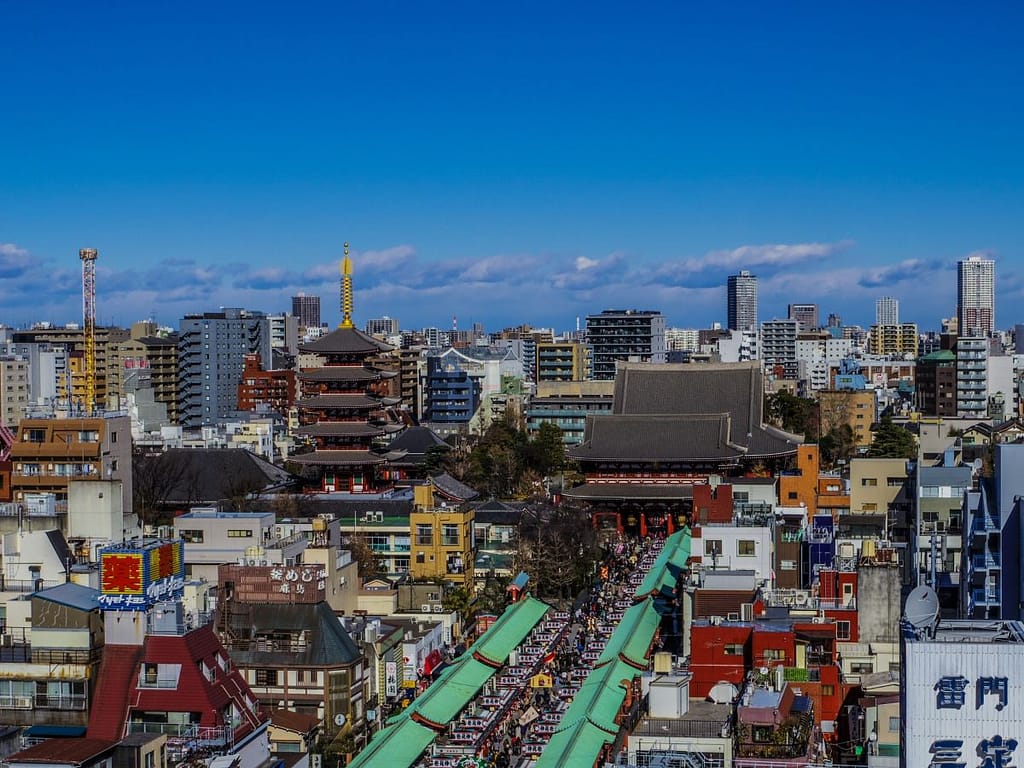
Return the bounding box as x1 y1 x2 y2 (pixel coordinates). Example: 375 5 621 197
339 242 354 328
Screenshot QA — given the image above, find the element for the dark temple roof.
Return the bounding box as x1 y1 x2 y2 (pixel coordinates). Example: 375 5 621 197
569 362 801 464
143 448 300 504
430 473 479 502
299 326 394 356
224 602 362 667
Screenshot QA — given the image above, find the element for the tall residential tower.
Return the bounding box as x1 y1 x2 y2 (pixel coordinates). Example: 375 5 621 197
727 270 758 331
875 296 899 326
957 255 995 337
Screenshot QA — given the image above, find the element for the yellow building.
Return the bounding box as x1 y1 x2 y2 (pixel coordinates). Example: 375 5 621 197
409 481 475 586
818 389 877 447
868 323 919 357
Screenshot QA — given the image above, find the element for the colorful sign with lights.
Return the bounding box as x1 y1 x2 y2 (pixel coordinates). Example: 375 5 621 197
98 540 185 610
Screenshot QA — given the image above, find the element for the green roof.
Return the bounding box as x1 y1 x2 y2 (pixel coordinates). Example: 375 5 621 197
539 720 620 768
402 656 494 726
348 718 435 768
633 528 690 601
535 659 634 768
597 598 660 668
920 349 956 361
362 595 550 763
471 595 549 665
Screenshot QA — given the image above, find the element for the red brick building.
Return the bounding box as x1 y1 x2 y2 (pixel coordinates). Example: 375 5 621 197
237 353 296 416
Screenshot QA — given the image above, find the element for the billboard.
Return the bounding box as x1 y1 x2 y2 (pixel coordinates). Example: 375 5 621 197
905 635 1024 766
98 540 185 610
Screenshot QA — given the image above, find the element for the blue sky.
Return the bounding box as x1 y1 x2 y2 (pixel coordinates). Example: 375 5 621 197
2 2 1022 333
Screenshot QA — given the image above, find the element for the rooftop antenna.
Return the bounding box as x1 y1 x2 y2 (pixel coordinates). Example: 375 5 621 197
339 242 354 328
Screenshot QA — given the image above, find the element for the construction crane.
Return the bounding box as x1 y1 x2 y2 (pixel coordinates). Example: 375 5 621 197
79 248 98 414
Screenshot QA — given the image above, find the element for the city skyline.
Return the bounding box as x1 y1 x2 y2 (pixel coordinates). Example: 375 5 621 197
2 4 1023 332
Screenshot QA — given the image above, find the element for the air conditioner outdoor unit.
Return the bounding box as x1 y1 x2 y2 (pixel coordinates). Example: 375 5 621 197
421 604 432 613
433 604 445 613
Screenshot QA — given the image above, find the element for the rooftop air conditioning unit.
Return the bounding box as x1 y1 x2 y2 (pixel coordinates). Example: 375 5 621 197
421 604 432 613
433 604 445 613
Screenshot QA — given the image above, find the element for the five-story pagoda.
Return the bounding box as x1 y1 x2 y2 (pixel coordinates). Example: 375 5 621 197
290 244 403 493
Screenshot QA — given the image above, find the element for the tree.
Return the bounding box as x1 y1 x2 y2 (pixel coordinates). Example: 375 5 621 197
867 416 917 459
525 422 566 477
347 535 383 580
422 444 454 476
442 585 474 623
514 505 598 601
819 424 857 468
132 448 198 527
765 391 818 439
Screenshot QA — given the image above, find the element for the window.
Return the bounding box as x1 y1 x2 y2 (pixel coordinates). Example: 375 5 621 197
888 715 900 732
752 725 773 743
762 649 784 661
781 559 797 570
737 540 756 556
415 524 433 546
227 529 253 538
179 529 204 543
111 431 117 443
861 478 877 487
704 539 723 556
140 663 181 688
442 524 459 547
787 491 798 500
887 476 904 486
837 621 851 640
724 644 743 656
255 669 278 686
851 662 873 674
822 684 835 696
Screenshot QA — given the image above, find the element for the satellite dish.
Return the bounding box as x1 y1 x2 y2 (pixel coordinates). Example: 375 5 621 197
707 681 739 704
904 585 940 633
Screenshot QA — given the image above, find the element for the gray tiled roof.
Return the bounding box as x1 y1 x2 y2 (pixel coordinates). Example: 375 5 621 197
299 326 394 355
570 362 801 463
563 483 696 501
297 367 389 382
152 448 299 503
288 449 387 466
431 473 479 501
226 602 362 666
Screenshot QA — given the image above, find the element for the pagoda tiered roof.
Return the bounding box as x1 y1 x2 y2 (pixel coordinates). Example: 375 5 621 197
299 325 394 355
297 393 398 409
297 366 396 382
294 422 389 438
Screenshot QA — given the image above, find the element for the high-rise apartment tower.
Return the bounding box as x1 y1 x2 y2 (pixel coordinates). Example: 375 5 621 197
875 297 899 327
291 294 321 329
957 255 995 337
727 271 758 331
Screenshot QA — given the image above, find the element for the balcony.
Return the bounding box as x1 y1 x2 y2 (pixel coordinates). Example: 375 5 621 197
971 553 1001 570
972 587 999 605
127 721 234 748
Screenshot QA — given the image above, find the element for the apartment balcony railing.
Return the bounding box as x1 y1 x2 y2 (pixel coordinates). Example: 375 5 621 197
127 721 234 748
972 553 1001 570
